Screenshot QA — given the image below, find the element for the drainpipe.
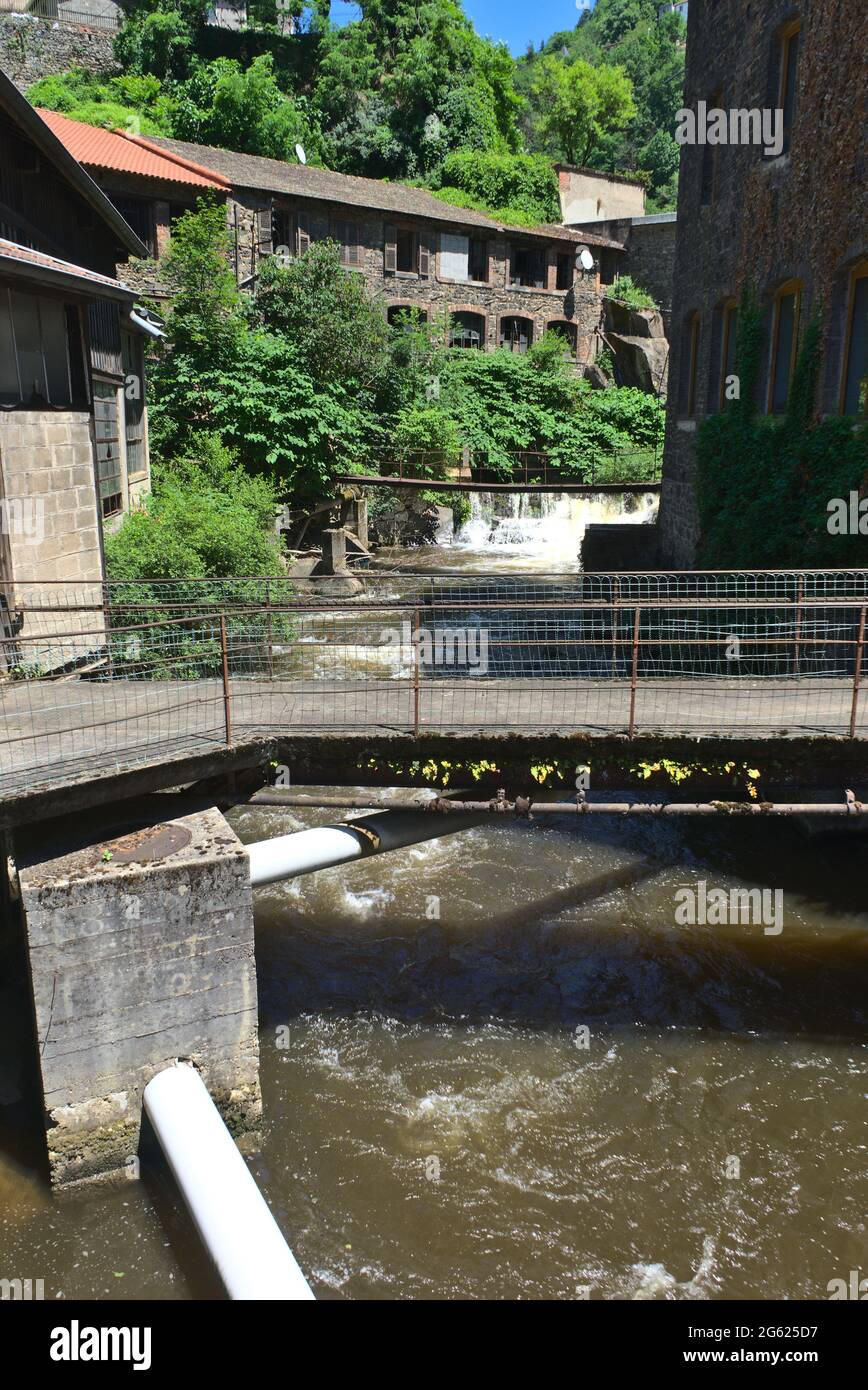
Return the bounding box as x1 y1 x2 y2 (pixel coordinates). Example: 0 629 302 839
143 1063 314 1301
247 809 484 887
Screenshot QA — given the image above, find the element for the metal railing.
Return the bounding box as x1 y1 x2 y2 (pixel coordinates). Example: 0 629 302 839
343 448 663 489
1 569 866 800
22 1 121 31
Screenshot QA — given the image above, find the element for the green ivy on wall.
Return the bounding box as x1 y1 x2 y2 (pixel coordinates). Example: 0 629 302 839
696 290 868 568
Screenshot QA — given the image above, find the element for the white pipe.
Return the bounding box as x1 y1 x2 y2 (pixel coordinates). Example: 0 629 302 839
143 1063 314 1301
247 809 484 887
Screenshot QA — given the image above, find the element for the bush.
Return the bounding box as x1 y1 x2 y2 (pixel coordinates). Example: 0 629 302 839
430 149 561 225
605 275 658 311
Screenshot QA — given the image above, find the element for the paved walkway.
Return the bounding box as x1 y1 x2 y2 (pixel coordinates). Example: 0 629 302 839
0 674 863 801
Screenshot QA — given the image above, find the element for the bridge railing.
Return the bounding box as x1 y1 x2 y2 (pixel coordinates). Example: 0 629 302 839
1 570 866 799
370 447 662 487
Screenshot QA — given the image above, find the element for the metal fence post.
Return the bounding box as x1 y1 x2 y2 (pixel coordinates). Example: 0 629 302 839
627 606 641 737
850 605 866 739
220 613 232 746
794 574 804 675
413 607 421 736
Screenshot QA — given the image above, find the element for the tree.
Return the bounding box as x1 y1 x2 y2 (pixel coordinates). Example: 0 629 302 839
529 55 635 165
171 55 323 163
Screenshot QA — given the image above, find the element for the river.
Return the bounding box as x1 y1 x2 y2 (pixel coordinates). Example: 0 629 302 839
1 492 866 1301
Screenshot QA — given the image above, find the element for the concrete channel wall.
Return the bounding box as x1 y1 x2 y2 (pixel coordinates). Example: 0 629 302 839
15 805 261 1188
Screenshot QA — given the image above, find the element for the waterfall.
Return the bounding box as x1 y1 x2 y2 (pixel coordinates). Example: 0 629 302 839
453 491 659 566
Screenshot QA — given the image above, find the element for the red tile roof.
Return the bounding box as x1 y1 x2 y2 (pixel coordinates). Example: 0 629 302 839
0 237 131 295
36 109 230 190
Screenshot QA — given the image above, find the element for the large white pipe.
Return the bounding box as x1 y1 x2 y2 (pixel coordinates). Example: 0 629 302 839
143 1063 314 1301
247 809 484 887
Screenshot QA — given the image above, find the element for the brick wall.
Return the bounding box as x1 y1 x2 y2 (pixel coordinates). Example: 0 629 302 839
656 0 867 567
0 16 118 91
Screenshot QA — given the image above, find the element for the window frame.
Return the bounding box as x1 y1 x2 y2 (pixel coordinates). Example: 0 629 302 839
778 20 801 156
839 260 868 417
499 315 534 354
718 297 739 409
767 278 802 415
683 310 701 417
0 285 90 411
91 375 125 520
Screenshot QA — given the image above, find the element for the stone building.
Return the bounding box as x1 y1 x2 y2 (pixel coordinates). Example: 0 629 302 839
0 68 154 647
41 116 626 365
656 0 867 567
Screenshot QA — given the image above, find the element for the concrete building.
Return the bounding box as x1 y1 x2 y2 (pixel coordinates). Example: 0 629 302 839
556 164 647 225
40 116 627 367
0 69 155 642
656 0 867 566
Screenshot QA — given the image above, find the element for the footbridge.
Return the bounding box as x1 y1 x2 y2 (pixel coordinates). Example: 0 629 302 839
1 568 866 826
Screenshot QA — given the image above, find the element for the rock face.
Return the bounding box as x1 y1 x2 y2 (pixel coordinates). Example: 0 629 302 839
603 299 670 397
370 494 455 546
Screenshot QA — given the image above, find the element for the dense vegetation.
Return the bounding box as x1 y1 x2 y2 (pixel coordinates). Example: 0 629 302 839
105 200 663 581
29 0 685 218
696 295 868 568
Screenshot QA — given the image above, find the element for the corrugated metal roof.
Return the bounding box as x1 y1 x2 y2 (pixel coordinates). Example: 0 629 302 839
36 109 229 190
0 237 132 294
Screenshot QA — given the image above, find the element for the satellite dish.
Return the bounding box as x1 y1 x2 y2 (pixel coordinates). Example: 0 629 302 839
577 246 595 272
295 144 307 165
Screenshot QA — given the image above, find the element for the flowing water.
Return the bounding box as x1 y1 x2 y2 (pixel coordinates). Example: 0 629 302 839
1 491 866 1302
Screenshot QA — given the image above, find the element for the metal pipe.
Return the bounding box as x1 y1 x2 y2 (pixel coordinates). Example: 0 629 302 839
142 1063 314 1301
246 791 864 819
247 808 485 886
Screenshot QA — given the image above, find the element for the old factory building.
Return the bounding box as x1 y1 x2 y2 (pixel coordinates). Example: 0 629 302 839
657 0 866 566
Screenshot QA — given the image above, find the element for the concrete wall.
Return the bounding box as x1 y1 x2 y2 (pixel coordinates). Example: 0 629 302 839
656 0 867 567
0 410 102 587
16 805 260 1188
557 165 646 224
0 15 118 91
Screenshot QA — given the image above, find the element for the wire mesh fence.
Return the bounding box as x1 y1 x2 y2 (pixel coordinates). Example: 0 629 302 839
1 569 866 799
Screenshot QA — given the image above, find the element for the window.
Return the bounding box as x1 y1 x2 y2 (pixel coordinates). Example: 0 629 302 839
778 21 800 155
439 234 487 283
510 246 546 289
679 311 701 416
700 90 722 205
450 312 485 349
121 331 146 480
499 316 533 353
768 280 801 414
555 253 573 291
109 195 155 255
841 262 868 417
387 305 427 328
547 321 577 356
92 378 124 518
718 299 739 408
0 289 89 408
384 225 429 276
396 227 415 272
272 207 295 256
332 219 361 267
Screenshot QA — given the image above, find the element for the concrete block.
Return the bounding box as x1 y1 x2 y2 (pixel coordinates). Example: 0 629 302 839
16 806 260 1188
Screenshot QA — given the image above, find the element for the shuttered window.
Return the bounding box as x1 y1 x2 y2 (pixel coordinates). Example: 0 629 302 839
333 219 361 266
297 212 311 256
384 224 397 273
93 378 124 518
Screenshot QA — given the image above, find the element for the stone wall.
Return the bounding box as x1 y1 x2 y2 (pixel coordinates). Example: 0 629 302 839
0 15 118 91
16 805 260 1188
225 190 605 358
569 214 677 331
656 0 867 568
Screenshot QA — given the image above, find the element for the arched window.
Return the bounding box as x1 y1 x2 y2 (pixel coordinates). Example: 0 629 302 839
767 280 801 414
546 321 577 356
450 311 485 349
679 311 701 416
840 261 868 417
387 304 427 329
499 316 533 354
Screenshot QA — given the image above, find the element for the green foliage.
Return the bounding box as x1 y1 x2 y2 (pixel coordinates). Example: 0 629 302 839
170 55 323 162
517 0 685 211
26 69 174 134
429 149 561 225
115 3 201 83
528 54 636 166
393 405 461 470
696 295 868 567
605 274 658 310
